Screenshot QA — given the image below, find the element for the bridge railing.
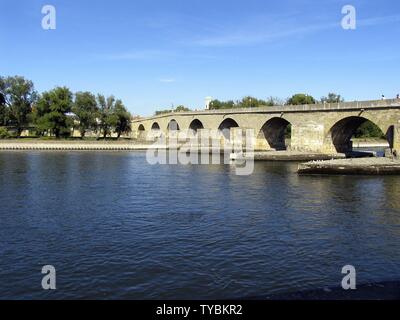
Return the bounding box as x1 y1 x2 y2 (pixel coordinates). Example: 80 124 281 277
132 98 400 122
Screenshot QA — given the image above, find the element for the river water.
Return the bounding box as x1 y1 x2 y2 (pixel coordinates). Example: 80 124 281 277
0 151 399 299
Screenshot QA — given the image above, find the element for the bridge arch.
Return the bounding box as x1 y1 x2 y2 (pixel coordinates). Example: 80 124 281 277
151 122 160 131
328 116 387 153
258 117 291 150
167 119 180 131
189 119 204 133
137 124 146 140
218 118 239 139
150 122 162 139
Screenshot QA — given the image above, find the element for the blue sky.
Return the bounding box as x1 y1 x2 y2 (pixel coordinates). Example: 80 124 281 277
1 0 400 116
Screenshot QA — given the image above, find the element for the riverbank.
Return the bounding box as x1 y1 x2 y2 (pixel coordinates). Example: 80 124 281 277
0 139 153 151
0 140 344 161
250 151 344 161
298 157 400 175
0 140 393 168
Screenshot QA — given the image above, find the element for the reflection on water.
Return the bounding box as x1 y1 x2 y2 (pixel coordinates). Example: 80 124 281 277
0 151 400 299
353 146 386 157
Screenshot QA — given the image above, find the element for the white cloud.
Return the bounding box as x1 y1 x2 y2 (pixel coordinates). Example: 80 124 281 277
100 50 175 61
192 23 333 47
358 14 400 27
190 14 400 48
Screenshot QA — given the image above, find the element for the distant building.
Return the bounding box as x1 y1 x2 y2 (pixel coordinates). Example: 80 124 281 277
205 96 213 110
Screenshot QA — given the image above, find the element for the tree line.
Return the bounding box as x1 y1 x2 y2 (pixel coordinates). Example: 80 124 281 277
155 105 191 116
153 93 346 114
0 76 132 139
208 93 344 110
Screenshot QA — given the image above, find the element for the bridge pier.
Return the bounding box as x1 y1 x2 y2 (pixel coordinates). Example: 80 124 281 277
231 127 255 153
255 137 273 151
137 130 148 141
291 123 328 153
394 125 400 154
390 124 400 158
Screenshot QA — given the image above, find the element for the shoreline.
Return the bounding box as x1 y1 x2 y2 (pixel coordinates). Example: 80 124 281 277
298 157 400 175
0 140 153 151
2 140 395 174
0 141 344 162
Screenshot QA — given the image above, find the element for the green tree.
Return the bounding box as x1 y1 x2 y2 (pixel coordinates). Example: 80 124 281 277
287 94 316 105
73 91 98 138
97 95 120 138
155 109 171 115
35 87 74 138
0 92 7 126
114 102 132 138
174 105 190 112
209 99 235 110
0 126 10 139
0 76 37 135
239 96 262 108
155 105 191 115
238 96 281 108
355 121 385 139
321 93 344 103
264 96 282 106
209 96 280 110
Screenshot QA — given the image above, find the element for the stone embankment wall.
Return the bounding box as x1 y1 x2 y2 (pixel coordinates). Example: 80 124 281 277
0 140 153 151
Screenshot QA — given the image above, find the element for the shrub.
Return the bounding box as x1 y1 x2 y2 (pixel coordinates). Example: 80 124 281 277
0 127 10 139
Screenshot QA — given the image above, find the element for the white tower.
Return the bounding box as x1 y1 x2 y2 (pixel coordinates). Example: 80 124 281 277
205 96 213 110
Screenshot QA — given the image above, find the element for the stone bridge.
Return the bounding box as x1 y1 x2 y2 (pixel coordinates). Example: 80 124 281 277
131 99 400 154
